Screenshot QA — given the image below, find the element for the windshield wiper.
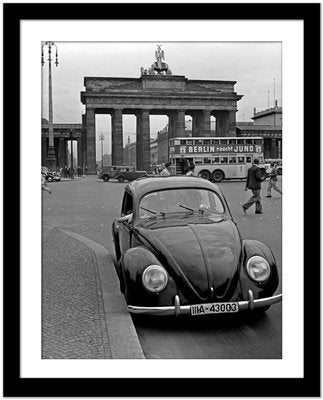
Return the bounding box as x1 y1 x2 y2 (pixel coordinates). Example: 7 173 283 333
179 204 205 216
140 207 166 219
140 206 156 215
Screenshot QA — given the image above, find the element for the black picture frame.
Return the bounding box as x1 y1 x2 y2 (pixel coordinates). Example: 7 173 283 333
3 3 320 397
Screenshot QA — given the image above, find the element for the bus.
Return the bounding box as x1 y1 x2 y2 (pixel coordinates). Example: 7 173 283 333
169 136 267 182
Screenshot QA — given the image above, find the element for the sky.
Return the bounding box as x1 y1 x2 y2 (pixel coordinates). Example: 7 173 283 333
41 42 282 158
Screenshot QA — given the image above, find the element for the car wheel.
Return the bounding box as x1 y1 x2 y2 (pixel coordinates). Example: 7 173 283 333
198 170 211 181
212 169 225 182
118 176 125 183
47 176 53 182
103 175 110 182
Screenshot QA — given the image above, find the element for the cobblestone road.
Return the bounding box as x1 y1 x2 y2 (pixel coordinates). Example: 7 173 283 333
42 228 111 359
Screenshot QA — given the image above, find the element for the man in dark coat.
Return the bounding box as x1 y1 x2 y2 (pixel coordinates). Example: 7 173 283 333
242 158 264 214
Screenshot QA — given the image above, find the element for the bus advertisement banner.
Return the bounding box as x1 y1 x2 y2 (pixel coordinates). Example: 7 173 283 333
170 144 263 155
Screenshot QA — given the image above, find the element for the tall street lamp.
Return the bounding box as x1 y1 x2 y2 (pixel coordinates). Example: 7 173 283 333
41 41 59 171
99 133 105 170
69 130 74 179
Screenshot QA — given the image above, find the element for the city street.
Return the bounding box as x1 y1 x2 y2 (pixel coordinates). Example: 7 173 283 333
42 175 282 359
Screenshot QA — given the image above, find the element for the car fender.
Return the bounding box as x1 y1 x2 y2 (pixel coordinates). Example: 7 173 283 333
240 239 279 299
121 246 177 305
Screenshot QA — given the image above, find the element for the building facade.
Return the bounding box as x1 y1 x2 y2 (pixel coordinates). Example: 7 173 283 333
41 119 83 169
236 105 282 160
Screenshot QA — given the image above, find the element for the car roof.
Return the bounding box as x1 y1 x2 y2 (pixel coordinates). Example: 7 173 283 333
126 176 222 199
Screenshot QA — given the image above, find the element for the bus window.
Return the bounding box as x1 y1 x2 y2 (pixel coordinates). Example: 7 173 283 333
220 139 228 145
237 139 245 145
169 139 174 146
229 156 237 163
174 140 180 146
212 157 220 163
180 140 186 145
254 139 262 145
195 158 203 164
204 157 211 164
229 139 237 144
194 139 203 145
212 139 220 145
246 139 253 144
186 140 193 145
246 156 252 163
238 156 245 163
220 157 228 163
204 139 211 145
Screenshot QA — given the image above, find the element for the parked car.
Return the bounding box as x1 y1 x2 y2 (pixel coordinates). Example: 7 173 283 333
99 165 147 183
42 168 61 182
112 176 282 317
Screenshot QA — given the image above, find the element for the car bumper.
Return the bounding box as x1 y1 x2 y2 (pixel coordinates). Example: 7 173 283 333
127 291 282 316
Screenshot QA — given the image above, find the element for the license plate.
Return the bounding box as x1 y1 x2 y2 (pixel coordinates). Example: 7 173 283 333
191 302 239 316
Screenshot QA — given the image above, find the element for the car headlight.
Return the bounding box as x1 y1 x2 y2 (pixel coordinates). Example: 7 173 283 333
246 256 270 282
142 265 168 293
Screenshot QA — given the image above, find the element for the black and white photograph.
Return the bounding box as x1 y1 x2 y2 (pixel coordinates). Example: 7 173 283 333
3 3 320 398
41 41 283 361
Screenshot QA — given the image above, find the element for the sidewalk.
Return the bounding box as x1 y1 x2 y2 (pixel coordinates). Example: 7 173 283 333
42 227 145 359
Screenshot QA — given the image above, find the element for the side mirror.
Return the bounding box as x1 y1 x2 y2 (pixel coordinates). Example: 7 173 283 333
115 214 133 224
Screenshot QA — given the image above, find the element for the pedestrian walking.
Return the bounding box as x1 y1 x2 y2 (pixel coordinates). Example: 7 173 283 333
41 172 52 194
266 163 282 197
242 158 264 214
160 161 172 176
186 164 195 176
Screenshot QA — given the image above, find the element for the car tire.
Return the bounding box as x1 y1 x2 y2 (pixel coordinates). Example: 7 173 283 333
212 169 225 183
117 176 125 183
47 176 53 182
103 175 110 182
198 170 211 181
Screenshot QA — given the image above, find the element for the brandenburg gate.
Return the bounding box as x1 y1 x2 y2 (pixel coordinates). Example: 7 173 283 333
81 46 243 174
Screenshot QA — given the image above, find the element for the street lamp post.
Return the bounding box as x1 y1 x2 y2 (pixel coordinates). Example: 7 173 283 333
69 130 74 179
42 41 59 171
99 133 105 171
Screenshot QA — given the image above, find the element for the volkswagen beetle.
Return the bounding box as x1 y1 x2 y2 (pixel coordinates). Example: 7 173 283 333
112 176 282 317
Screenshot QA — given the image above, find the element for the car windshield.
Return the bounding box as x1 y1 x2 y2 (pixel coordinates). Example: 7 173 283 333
138 188 225 219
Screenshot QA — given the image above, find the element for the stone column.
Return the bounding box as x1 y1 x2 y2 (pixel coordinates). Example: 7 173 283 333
77 137 83 168
228 110 237 136
58 138 66 169
177 110 185 137
82 114 87 174
168 111 176 138
215 111 230 136
111 109 123 165
42 134 47 166
65 140 69 167
136 110 150 172
192 111 200 136
85 108 96 174
271 138 278 159
201 110 211 137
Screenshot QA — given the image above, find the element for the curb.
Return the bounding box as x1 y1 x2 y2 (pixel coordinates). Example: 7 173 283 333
62 229 145 359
